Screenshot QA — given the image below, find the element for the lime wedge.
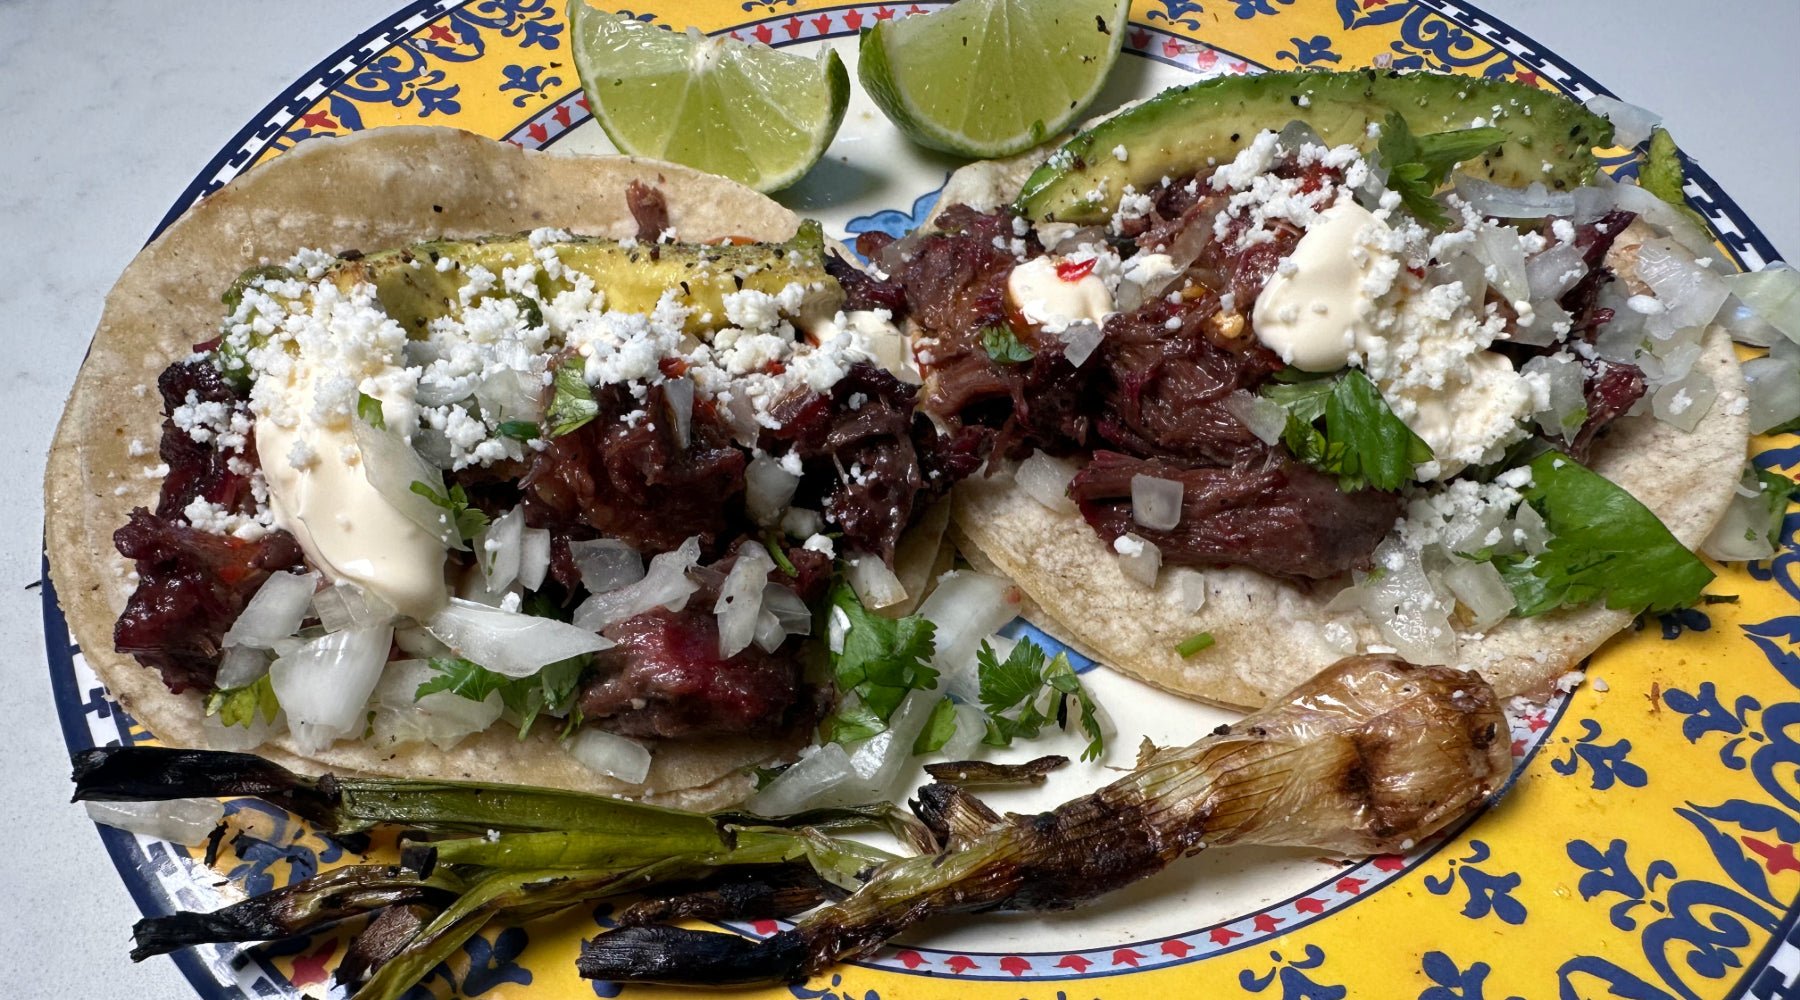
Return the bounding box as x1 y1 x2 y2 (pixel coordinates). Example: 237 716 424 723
859 0 1129 158
569 4 849 193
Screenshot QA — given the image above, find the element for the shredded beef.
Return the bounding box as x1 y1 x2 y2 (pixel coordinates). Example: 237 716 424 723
1070 452 1401 580
1572 359 1647 461
894 205 1028 338
522 381 749 561
626 181 670 244
825 250 908 316
114 509 305 693
154 360 258 517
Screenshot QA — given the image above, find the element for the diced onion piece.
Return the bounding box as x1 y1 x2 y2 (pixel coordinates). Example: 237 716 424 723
1130 474 1183 532
1604 182 1728 270
664 377 695 449
838 689 939 804
827 605 849 655
1055 320 1105 368
370 658 503 751
223 571 318 649
428 598 610 679
569 728 652 784
1635 238 1729 335
1726 265 1800 344
570 538 645 595
1222 390 1287 446
85 799 225 844
745 453 802 526
1471 223 1529 303
1525 241 1589 301
716 542 775 658
573 537 701 631
941 701 989 760
1114 533 1162 587
782 506 824 539
919 571 1021 695
1454 176 1576 220
1583 95 1662 147
753 610 785 654
1359 542 1455 665
1441 559 1515 631
518 528 552 591
312 581 395 634
1510 504 1551 556
763 584 812 635
1703 469 1785 562
270 623 395 754
215 644 271 690
1650 368 1718 432
474 367 544 424
747 742 855 816
394 626 451 658
352 419 462 549
1177 570 1207 614
1522 355 1588 442
845 551 907 610
1016 451 1078 514
1743 356 1800 434
477 506 526 596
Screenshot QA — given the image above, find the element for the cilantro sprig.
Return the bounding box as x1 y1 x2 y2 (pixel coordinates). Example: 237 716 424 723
205 674 279 729
912 697 959 755
409 481 489 544
416 654 589 741
548 356 599 437
1262 370 1432 492
1377 112 1509 227
976 638 1105 762
819 583 939 744
1490 451 1714 616
981 325 1036 365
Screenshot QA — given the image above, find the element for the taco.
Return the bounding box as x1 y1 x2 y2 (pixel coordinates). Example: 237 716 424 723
854 71 1756 710
45 126 970 809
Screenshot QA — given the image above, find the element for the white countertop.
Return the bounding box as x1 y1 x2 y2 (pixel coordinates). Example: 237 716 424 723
0 1 1793 997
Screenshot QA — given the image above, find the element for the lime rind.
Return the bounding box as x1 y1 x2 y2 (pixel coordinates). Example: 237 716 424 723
858 0 1129 159
569 4 848 192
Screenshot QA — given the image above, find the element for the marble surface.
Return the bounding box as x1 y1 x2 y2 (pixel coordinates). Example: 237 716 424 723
0 1 1791 997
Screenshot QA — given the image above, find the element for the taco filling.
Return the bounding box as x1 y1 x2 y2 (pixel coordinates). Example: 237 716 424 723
111 198 984 760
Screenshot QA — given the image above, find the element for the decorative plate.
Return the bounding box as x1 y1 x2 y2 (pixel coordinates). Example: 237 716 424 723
44 1 1800 998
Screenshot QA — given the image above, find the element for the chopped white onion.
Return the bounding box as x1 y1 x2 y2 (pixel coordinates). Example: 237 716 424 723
1605 182 1729 269
845 551 907 610
370 658 503 751
1526 241 1589 301
1441 559 1515 630
1431 249 1489 307
763 584 812 635
1016 450 1078 514
224 571 318 649
215 644 271 690
1703 468 1785 562
1726 265 1800 344
312 581 395 634
474 367 544 424
1511 503 1551 556
1222 390 1288 445
1454 176 1576 220
570 538 645 595
517 528 552 591
352 419 461 548
270 623 394 754
1114 533 1162 587
85 798 225 844
1635 238 1729 336
1130 474 1183 533
941 702 989 760
664 377 695 449
716 542 775 658
753 610 785 654
477 506 526 597
427 598 610 678
747 742 855 816
1522 354 1588 442
919 571 1021 698
1178 570 1208 614
1650 368 1718 432
1471 223 1529 303
827 605 850 655
569 728 652 784
1584 95 1662 148
837 689 939 804
745 453 802 526
394 625 452 658
1055 320 1105 368
782 506 824 539
1359 542 1455 665
1743 356 1800 434
573 537 701 631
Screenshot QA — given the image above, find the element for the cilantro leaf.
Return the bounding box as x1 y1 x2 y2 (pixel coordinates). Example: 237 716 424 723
548 356 599 437
1493 451 1715 616
913 696 960 755
975 639 1106 761
416 655 513 702
1263 370 1431 491
356 392 386 430
981 325 1035 365
497 420 539 442
409 481 489 543
205 673 279 729
416 654 590 741
1377 112 1508 227
818 582 939 743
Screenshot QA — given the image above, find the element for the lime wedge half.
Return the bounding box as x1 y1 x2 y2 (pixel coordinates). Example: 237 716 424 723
569 4 849 193
859 0 1129 158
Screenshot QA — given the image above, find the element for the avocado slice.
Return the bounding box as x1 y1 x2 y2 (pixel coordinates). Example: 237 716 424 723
217 221 842 386
1016 70 1615 224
